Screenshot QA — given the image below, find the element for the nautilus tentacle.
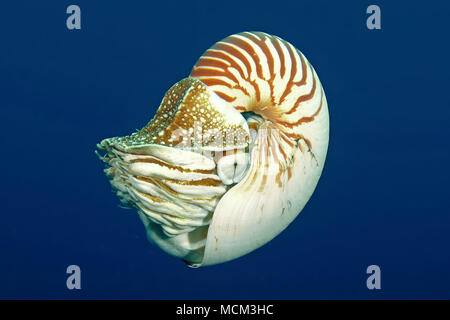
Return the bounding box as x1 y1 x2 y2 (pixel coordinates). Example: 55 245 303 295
97 32 329 267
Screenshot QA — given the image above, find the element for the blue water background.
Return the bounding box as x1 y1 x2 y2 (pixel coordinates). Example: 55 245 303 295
0 1 449 299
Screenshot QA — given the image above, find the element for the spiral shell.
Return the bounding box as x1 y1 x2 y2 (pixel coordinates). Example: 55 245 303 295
97 32 329 267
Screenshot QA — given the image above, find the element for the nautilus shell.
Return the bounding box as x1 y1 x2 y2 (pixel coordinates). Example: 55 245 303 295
97 32 329 267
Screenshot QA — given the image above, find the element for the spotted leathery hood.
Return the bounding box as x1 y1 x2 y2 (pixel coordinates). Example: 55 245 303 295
105 78 250 152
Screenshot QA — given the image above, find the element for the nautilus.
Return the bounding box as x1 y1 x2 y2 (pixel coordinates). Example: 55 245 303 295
97 32 329 267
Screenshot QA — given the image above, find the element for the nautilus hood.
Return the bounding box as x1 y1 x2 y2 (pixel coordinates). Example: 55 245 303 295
97 31 329 267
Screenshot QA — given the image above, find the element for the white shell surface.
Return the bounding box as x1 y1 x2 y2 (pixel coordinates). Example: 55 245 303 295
199 96 329 266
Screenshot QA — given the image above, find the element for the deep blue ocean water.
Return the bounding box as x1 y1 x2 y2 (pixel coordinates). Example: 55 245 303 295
0 1 449 299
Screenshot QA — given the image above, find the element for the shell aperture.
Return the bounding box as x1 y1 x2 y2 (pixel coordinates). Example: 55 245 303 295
97 32 329 267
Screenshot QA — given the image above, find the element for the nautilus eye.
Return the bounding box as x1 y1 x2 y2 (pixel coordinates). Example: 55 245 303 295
97 32 329 267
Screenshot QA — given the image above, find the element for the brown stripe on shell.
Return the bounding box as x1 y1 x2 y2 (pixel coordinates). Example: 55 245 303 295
270 36 286 78
199 78 233 89
195 56 230 70
227 34 264 80
214 91 237 103
244 32 277 106
277 89 323 128
278 40 299 104
211 42 252 78
285 63 316 115
190 68 241 85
